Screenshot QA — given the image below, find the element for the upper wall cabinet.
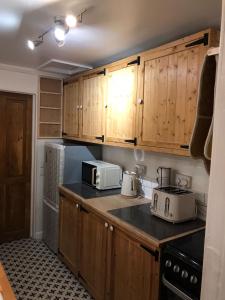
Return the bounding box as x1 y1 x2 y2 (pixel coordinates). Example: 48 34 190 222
63 81 80 137
137 29 218 154
63 29 219 156
105 60 138 145
81 70 106 142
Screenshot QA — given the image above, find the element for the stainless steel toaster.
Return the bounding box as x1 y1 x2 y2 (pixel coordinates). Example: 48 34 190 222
150 186 196 223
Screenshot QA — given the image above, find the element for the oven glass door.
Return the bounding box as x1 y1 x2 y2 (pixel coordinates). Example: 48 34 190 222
162 275 195 300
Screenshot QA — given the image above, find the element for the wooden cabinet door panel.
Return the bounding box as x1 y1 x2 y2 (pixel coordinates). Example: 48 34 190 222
139 45 206 150
59 195 79 274
81 74 106 140
79 209 108 300
106 65 137 143
110 229 159 300
63 82 80 137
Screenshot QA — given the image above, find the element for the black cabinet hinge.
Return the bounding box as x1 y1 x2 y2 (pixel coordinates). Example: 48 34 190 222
95 135 104 142
141 245 159 261
180 144 189 149
97 68 106 76
185 33 209 48
127 56 140 66
124 137 137 145
62 132 67 136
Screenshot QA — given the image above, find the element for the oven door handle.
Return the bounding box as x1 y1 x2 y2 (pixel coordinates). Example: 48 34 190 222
162 275 194 300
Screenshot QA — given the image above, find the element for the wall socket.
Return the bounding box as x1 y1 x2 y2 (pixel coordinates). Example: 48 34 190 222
135 164 147 177
175 173 192 189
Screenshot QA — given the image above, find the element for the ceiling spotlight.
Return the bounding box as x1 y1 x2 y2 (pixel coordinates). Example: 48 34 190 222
27 40 35 50
26 9 87 50
65 14 77 28
54 26 66 41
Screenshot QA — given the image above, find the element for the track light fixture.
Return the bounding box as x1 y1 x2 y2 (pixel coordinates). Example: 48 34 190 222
27 10 86 50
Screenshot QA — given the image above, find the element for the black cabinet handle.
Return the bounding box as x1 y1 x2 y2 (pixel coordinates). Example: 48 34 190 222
140 244 159 261
180 144 189 149
95 135 104 142
124 137 137 145
80 206 89 214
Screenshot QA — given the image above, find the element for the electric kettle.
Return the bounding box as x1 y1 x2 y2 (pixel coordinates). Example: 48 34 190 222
121 171 138 197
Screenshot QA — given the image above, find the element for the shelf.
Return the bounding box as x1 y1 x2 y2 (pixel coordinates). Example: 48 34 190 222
40 91 62 95
39 76 63 138
40 106 61 110
40 122 61 125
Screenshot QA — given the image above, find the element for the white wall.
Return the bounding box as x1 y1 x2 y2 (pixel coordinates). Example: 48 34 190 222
201 1 225 298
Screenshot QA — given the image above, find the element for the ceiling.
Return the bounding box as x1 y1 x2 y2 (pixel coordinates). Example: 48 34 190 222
0 0 222 70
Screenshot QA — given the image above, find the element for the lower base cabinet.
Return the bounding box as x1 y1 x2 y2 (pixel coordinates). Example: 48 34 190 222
59 193 160 300
79 208 108 300
109 229 160 300
58 195 80 274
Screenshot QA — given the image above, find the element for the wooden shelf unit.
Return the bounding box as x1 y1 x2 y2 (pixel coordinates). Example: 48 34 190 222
38 77 63 138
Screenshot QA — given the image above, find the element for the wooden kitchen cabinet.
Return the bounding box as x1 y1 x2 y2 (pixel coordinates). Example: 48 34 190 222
62 28 218 156
79 208 108 300
108 228 159 300
58 194 80 275
81 70 106 142
63 81 80 137
105 60 138 145
58 189 160 300
137 29 218 155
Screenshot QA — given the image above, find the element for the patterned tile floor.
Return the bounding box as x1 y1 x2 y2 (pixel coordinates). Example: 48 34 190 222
0 239 93 300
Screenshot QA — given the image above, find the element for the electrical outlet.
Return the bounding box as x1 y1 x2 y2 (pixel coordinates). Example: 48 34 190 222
135 164 147 177
175 173 192 189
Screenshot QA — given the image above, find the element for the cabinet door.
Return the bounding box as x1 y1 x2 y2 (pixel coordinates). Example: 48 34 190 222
79 208 108 300
138 45 206 152
109 229 160 300
105 63 137 144
63 81 80 137
59 195 80 274
81 72 106 141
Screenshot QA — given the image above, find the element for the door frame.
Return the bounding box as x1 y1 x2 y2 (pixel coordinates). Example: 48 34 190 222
0 90 36 239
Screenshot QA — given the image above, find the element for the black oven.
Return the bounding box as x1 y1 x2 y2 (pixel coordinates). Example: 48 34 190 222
160 230 205 300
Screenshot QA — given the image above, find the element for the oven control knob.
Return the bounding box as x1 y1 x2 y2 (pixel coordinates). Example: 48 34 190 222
190 275 198 284
165 260 172 268
181 270 189 279
173 265 180 273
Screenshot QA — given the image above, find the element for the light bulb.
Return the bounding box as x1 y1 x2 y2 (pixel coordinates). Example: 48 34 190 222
65 14 77 28
54 26 66 41
27 40 35 50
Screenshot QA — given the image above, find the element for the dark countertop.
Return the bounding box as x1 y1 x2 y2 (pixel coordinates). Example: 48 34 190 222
63 182 121 199
108 203 205 241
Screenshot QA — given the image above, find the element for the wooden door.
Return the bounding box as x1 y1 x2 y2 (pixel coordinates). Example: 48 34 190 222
81 71 106 142
79 208 108 300
0 92 32 243
138 44 207 153
63 81 80 137
109 229 160 300
105 63 138 145
59 194 80 274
